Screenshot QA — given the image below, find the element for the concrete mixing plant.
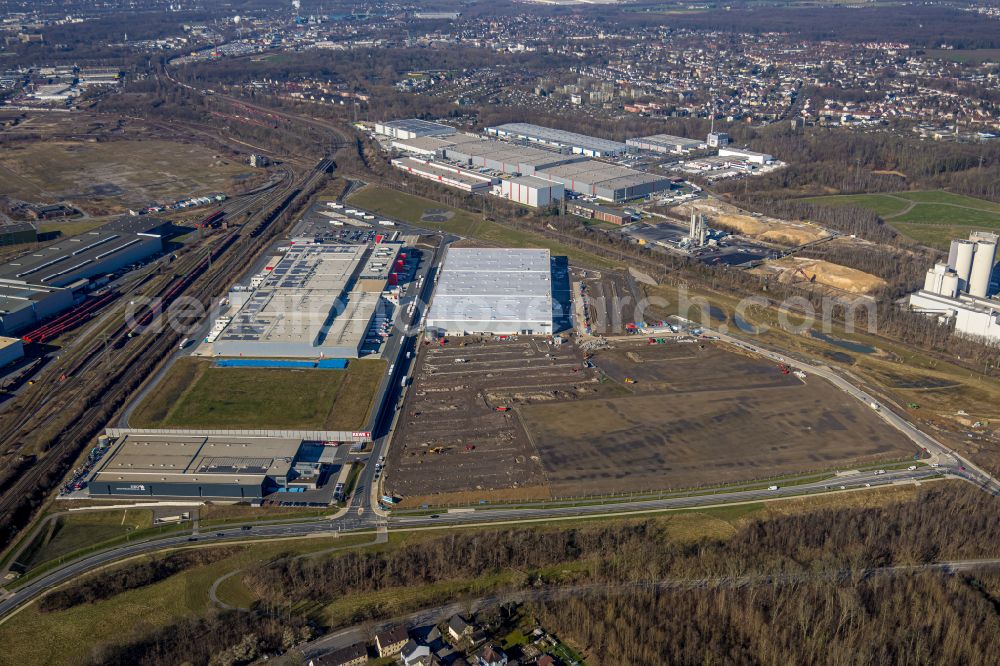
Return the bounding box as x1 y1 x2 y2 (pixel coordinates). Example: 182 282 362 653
909 231 1000 340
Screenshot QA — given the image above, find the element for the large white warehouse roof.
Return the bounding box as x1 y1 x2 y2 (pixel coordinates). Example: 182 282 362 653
427 248 554 335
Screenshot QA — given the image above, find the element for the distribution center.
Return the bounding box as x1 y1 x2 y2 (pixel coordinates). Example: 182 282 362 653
426 247 554 336
486 123 628 157
212 241 401 358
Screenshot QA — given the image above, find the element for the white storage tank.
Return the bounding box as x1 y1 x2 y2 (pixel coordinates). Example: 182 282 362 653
969 237 997 298
940 272 959 298
924 264 946 294
952 240 976 290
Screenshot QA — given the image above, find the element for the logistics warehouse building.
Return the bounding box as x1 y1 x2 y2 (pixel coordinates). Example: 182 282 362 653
426 248 554 336
486 123 627 157
0 218 166 335
212 242 400 358
90 434 305 498
392 133 670 203
374 118 456 141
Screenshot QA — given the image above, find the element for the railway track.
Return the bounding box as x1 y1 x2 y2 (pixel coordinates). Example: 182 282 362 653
0 159 331 543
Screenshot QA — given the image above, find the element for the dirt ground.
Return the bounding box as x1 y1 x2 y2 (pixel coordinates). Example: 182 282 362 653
675 198 830 247
386 336 916 503
0 139 263 214
384 336 608 504
574 268 644 335
753 256 887 295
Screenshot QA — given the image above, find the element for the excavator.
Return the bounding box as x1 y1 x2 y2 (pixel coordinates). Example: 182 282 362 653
791 267 817 283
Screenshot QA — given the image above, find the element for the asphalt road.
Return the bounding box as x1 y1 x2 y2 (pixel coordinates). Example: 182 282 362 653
0 464 945 621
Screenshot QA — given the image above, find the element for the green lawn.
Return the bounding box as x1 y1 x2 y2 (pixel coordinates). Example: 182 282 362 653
0 537 357 666
15 510 153 571
800 190 1000 249
37 218 108 239
130 357 385 430
347 186 620 270
923 48 1000 64
800 193 911 218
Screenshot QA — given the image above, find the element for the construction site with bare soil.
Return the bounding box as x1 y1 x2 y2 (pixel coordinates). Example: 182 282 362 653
671 197 831 248
752 256 887 295
384 334 917 506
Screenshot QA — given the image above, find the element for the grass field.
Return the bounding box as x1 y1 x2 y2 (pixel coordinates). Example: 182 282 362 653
347 186 620 270
801 190 1000 249
130 357 385 430
37 218 110 239
923 48 1000 64
0 139 262 215
15 510 153 571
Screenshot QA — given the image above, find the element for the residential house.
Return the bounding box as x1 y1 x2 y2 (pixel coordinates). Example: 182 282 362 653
402 639 432 666
375 625 409 658
308 641 367 666
476 644 508 666
448 614 473 642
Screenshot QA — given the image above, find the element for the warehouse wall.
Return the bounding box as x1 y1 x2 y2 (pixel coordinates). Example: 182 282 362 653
96 481 265 498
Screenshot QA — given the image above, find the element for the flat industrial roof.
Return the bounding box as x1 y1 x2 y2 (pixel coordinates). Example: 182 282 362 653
429 248 553 325
536 160 666 187
93 434 302 485
391 136 458 153
627 134 705 149
392 157 491 188
0 219 164 285
508 175 562 189
488 123 627 154
0 279 67 307
379 118 455 135
0 335 22 349
215 242 396 354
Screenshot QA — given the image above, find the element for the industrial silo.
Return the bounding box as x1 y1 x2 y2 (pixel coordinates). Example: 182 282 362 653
940 272 959 298
951 239 976 291
924 263 947 294
968 237 997 298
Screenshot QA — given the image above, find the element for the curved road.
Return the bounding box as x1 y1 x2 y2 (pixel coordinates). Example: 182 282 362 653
0 463 959 622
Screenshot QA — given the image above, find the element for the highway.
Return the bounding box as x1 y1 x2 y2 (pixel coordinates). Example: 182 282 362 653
0 463 942 621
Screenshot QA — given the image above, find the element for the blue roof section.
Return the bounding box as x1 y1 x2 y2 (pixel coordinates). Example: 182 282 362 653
215 358 348 369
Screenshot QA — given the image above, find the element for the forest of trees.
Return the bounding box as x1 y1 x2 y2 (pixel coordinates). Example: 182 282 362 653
77 484 999 665
532 570 1000 665
242 485 999 607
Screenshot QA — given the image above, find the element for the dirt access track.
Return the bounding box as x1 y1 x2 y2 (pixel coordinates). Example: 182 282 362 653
385 336 916 505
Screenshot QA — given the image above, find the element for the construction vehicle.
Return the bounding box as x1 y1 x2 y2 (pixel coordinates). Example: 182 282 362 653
624 377 637 384
907 402 920 409
778 364 790 375
464 444 475 452
494 406 511 412
791 267 817 283
428 446 445 454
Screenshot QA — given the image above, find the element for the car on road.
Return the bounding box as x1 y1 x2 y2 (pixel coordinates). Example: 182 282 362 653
241 525 252 530
429 514 440 519
216 532 225 537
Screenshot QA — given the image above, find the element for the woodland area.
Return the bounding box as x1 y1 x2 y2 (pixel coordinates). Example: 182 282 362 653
77 484 1000 665
532 570 1000 665
241 484 1000 607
